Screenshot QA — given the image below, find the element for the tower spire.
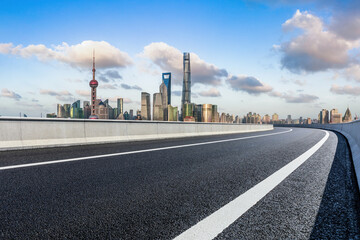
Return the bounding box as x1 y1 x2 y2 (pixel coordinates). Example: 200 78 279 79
92 49 96 80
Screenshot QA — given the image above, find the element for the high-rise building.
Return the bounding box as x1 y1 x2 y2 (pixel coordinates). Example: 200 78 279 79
123 111 130 120
136 109 141 120
194 104 202 122
168 105 178 121
70 100 83 119
162 73 171 105
181 52 191 119
212 105 219 122
263 114 271 124
89 51 99 119
97 101 109 119
220 113 226 123
343 107 352 123
182 103 194 119
332 112 342 124
83 101 91 119
159 82 168 121
272 113 279 123
286 115 292 124
117 98 124 117
63 104 71 118
141 92 151 120
129 109 134 119
202 104 212 122
57 104 65 118
320 109 329 124
330 109 338 123
153 93 163 121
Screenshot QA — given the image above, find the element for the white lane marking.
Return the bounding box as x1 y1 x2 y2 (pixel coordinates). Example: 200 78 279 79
173 130 329 240
0 129 292 171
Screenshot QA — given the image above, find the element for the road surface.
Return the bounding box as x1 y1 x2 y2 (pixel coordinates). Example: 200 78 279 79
0 127 359 239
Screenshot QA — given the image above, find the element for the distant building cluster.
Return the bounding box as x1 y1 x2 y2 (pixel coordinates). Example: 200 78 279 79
47 51 358 125
49 52 246 124
263 107 357 125
317 107 355 124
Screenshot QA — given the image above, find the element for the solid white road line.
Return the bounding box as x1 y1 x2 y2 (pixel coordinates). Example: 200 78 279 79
0 129 292 171
173 130 329 240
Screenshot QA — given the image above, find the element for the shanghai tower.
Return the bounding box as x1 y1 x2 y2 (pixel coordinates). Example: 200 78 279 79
181 52 191 106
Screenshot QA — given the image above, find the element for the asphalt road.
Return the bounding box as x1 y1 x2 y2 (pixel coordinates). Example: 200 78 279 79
0 127 359 239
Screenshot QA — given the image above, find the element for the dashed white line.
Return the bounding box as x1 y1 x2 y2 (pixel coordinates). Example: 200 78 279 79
0 129 292 171
173 130 329 240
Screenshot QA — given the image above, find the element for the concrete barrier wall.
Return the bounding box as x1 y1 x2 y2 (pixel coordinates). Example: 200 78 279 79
275 121 360 192
0 117 273 151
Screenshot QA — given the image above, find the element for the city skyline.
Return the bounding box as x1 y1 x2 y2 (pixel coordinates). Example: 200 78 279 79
1 0 360 118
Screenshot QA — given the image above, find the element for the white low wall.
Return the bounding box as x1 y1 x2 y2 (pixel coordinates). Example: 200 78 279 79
0 117 273 151
275 121 360 192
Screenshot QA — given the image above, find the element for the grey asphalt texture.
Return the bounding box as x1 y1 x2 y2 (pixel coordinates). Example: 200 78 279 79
0 127 359 239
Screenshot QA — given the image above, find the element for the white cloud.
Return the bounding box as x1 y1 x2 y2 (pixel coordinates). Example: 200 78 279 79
1 88 22 101
199 88 221 97
99 84 118 90
329 6 360 41
109 97 135 104
40 89 74 102
226 75 273 95
0 40 133 69
140 42 228 86
277 10 359 73
330 84 360 96
269 90 319 103
76 90 90 97
40 89 72 96
344 64 360 82
120 83 142 91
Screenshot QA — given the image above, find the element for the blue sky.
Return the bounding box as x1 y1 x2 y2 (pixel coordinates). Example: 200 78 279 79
1 0 360 119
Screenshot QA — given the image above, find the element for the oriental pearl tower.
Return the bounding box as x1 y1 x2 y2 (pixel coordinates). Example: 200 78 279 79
89 50 99 119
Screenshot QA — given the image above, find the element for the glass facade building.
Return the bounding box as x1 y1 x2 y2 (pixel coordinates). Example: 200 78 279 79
202 104 212 122
194 104 202 122
141 92 151 120
162 72 171 105
117 98 123 116
183 103 194 118
168 105 178 121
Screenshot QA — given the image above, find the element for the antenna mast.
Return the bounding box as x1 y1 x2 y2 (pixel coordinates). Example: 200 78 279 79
92 49 96 80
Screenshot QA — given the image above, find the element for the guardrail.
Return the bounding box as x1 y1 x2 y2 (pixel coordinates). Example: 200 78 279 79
0 117 273 151
275 121 360 192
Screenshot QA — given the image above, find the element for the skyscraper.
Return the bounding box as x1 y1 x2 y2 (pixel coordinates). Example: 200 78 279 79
343 107 352 123
286 115 292 124
181 52 191 119
83 101 91 119
117 98 123 115
320 109 329 124
70 100 83 118
159 82 168 121
212 105 219 122
57 104 65 118
162 73 171 105
194 104 202 122
202 104 212 122
89 50 99 119
272 113 279 123
183 103 194 119
153 93 163 121
168 105 178 121
141 92 151 120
